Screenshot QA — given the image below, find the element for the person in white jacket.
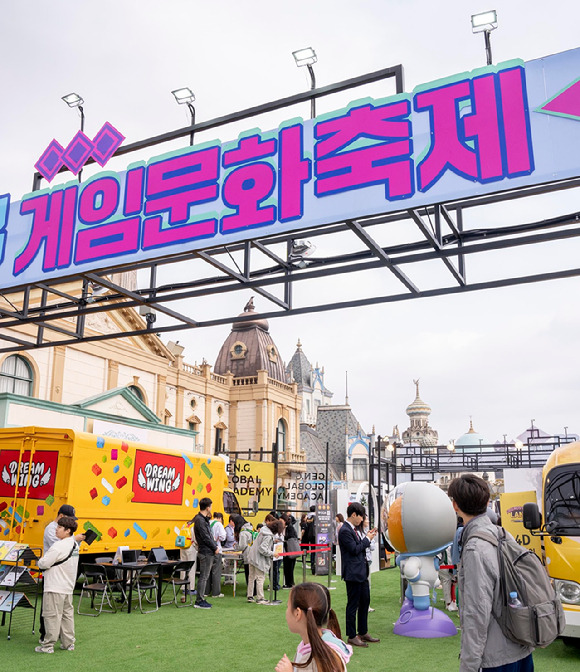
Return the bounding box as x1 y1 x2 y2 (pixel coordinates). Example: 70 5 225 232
36 516 80 654
209 512 227 598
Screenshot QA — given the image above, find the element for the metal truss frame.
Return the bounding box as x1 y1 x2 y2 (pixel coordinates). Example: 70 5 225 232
2 64 580 353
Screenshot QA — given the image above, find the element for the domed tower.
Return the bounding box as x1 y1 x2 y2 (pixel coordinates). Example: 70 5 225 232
214 297 287 381
455 419 491 453
402 379 439 447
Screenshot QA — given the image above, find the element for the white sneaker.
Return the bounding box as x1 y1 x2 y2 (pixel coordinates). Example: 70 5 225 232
447 601 458 612
60 644 75 651
35 646 54 654
255 598 269 605
213 593 225 598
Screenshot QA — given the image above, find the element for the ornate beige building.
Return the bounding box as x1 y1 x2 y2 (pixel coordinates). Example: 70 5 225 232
0 285 305 490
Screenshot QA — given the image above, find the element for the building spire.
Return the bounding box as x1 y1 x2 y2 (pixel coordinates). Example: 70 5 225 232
413 378 420 399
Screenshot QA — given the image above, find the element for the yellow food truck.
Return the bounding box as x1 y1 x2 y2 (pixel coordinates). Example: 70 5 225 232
0 426 240 557
523 440 580 644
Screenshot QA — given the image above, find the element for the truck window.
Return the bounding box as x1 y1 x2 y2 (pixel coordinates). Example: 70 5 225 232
545 466 580 535
223 490 240 515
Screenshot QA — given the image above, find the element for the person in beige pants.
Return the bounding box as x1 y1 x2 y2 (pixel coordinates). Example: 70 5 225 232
36 516 80 653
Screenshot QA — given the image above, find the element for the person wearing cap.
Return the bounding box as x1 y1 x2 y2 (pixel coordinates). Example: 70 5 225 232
36 516 80 653
44 505 85 552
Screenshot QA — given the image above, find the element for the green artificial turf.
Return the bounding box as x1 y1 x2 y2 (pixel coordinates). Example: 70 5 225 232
1 566 578 671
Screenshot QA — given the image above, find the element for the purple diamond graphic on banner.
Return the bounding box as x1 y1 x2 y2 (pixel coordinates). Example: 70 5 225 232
92 122 125 166
62 131 94 175
34 139 65 182
537 77 580 121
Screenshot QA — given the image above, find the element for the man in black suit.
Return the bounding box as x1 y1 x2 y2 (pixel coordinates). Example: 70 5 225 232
338 502 380 648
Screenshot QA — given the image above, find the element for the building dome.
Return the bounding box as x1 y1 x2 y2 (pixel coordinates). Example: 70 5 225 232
455 420 492 453
402 379 438 447
213 298 288 382
406 382 432 417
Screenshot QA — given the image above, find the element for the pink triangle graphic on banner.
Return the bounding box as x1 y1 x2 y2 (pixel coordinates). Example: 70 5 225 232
541 79 580 119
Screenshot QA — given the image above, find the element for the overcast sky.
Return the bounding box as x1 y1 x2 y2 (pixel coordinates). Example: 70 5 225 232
1 1 579 445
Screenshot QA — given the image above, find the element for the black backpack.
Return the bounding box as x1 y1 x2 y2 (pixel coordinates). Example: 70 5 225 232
470 527 565 648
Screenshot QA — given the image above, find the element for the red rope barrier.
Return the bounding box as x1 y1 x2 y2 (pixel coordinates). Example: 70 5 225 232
278 546 331 557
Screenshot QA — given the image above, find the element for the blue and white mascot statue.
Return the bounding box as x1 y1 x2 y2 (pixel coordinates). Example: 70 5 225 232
387 481 458 638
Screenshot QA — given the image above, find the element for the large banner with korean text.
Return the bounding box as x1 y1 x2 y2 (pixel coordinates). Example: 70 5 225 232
2 48 580 289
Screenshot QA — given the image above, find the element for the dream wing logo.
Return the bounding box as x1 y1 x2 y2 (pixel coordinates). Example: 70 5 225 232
0 451 58 499
131 450 184 505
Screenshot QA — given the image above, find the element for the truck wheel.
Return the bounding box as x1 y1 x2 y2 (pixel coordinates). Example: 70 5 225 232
561 637 580 648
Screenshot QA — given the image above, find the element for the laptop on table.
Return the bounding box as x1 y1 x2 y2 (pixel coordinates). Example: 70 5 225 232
148 547 169 563
121 549 141 566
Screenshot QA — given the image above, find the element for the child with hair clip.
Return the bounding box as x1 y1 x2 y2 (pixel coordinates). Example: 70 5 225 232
276 582 352 672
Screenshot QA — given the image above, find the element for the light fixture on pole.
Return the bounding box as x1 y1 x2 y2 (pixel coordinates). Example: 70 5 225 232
446 441 455 452
171 87 196 146
289 239 316 268
471 10 497 66
139 304 157 328
293 47 317 119
62 92 85 182
62 92 85 131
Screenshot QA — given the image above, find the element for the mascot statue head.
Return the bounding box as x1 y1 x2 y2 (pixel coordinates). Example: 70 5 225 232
387 481 456 555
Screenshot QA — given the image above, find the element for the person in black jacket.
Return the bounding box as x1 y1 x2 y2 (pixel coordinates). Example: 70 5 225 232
338 502 380 648
301 505 317 574
193 497 218 609
280 513 299 588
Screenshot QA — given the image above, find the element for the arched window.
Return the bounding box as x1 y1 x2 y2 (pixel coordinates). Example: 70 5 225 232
0 355 33 396
127 385 144 402
277 419 287 454
352 458 368 481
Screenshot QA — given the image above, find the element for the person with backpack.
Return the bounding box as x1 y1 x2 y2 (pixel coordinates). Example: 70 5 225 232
179 516 197 602
247 517 283 604
448 474 534 672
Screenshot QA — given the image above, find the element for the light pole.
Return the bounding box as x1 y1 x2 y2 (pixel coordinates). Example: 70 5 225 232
386 440 397 487
62 92 85 182
471 10 498 66
171 87 196 146
293 47 317 119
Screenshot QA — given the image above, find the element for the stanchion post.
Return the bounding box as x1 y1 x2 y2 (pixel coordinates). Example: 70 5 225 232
269 559 274 604
327 547 332 589
302 548 307 583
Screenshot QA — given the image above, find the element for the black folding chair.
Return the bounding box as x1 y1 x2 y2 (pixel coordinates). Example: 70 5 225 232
161 560 195 607
128 563 160 614
95 556 126 603
78 564 117 616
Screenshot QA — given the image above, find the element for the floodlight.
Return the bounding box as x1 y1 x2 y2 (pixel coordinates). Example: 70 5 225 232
293 47 317 67
62 92 84 108
171 87 196 105
471 10 497 33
